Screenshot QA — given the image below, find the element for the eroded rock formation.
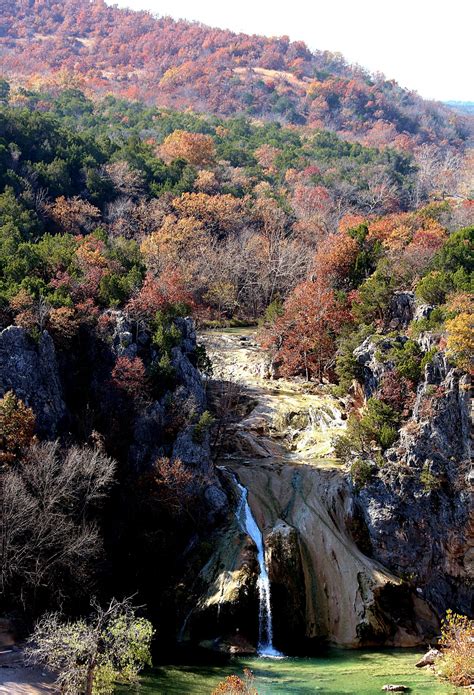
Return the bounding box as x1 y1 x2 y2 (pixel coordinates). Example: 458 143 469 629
182 330 442 653
0 326 66 436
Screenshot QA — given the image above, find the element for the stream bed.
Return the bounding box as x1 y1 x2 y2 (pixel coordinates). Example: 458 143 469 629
125 650 461 694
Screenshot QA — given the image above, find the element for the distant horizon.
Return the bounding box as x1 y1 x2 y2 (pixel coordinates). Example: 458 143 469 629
108 0 473 103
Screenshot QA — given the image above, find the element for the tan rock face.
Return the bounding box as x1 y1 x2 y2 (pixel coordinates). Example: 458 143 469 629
185 331 439 652
231 461 438 650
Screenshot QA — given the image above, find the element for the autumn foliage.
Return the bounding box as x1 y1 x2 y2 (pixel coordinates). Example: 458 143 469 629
0 392 36 465
212 669 258 695
0 0 468 150
264 279 352 380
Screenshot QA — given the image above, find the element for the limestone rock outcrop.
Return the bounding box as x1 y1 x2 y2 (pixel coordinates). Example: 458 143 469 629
0 326 66 436
359 351 472 615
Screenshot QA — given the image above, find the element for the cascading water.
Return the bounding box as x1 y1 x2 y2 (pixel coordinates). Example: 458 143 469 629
233 474 283 658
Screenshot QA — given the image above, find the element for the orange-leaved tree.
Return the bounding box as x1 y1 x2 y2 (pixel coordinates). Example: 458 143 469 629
0 392 36 465
263 278 351 380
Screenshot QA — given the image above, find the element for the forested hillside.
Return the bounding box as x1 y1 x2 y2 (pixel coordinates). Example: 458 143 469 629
0 0 470 151
0 3 472 687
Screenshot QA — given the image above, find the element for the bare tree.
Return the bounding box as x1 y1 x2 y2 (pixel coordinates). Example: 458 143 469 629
0 442 115 607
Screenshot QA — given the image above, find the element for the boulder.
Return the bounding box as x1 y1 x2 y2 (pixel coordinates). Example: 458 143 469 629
415 648 441 667
265 520 307 652
388 291 415 329
382 686 408 692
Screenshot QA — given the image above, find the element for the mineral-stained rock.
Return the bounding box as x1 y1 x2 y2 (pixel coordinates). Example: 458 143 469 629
0 326 66 436
181 516 260 647
265 520 307 652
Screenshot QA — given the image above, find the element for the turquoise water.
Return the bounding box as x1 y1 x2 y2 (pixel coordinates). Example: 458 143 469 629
127 650 461 694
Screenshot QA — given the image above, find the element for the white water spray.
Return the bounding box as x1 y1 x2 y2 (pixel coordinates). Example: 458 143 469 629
233 474 283 658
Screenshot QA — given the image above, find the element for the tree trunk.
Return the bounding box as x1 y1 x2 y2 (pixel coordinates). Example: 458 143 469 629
85 664 95 695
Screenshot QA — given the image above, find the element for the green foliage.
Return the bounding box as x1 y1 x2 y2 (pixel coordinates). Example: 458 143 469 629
420 347 439 372
409 306 445 337
149 353 176 396
26 599 153 695
350 459 373 489
194 343 213 377
420 463 441 492
152 315 182 353
334 397 399 464
416 270 453 305
334 324 373 394
387 339 422 383
347 224 382 286
352 264 394 324
434 226 474 275
259 298 284 327
193 410 214 443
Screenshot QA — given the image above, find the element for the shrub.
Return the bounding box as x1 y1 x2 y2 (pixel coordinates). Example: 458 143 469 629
388 339 422 383
351 264 394 325
193 410 214 443
333 397 399 464
212 669 258 695
350 459 373 489
420 463 441 492
0 391 36 465
416 270 452 305
26 598 153 695
409 306 445 337
111 356 148 403
437 610 474 687
194 343 213 377
149 353 176 396
334 323 373 395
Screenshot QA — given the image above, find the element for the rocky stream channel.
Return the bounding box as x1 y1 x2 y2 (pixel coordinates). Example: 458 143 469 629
179 330 442 656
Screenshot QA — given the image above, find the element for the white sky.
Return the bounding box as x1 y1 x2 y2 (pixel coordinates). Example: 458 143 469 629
108 0 473 102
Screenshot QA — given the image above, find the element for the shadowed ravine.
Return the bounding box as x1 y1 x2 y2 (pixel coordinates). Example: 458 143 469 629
181 330 439 654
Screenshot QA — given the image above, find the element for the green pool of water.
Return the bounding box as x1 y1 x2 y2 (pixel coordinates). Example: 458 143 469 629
126 650 461 694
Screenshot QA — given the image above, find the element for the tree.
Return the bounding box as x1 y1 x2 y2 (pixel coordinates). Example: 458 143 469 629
0 392 36 465
446 312 473 373
264 278 351 380
26 598 153 695
0 442 115 606
312 231 359 289
47 196 101 235
111 356 148 403
159 130 216 167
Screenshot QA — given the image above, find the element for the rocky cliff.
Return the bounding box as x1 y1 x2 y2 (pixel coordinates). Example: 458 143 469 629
179 331 441 654
0 326 66 437
358 350 472 615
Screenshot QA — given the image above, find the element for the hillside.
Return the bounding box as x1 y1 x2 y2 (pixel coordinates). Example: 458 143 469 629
0 0 469 151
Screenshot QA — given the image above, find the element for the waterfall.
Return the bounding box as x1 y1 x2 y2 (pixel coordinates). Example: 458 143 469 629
233 474 283 658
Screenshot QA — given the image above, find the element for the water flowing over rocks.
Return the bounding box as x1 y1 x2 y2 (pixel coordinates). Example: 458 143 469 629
181 330 441 653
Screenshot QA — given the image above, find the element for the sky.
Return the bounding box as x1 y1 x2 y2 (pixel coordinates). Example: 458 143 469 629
108 0 473 102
